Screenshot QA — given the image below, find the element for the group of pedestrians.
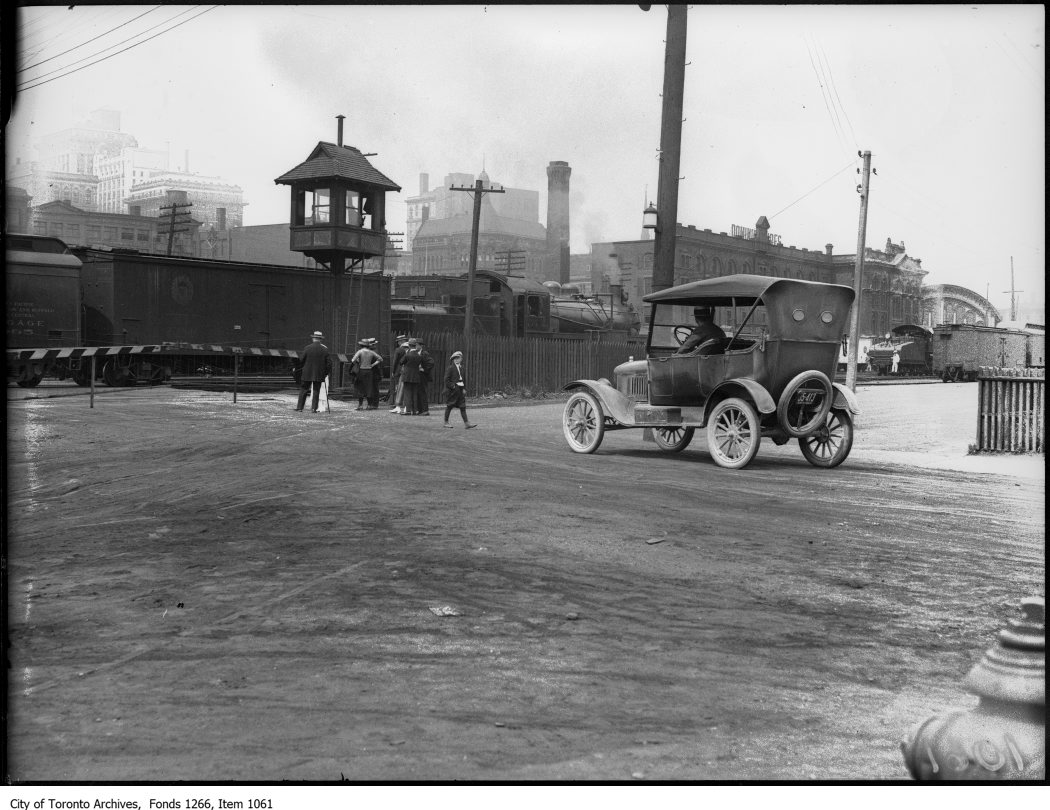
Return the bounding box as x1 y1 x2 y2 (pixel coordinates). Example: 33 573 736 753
293 331 475 429
387 334 476 428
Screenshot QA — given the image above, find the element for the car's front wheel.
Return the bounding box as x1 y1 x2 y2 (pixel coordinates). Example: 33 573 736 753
563 390 605 453
706 397 761 469
652 426 694 452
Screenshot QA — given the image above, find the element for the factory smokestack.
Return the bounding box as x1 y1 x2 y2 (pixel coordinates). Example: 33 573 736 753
546 161 571 285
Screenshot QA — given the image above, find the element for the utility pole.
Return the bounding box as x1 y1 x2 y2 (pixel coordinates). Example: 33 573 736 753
845 151 872 392
651 3 688 292
159 201 193 256
1003 256 1023 322
450 179 505 336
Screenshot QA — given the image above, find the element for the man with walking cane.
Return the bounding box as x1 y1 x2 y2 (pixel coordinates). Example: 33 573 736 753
294 330 332 413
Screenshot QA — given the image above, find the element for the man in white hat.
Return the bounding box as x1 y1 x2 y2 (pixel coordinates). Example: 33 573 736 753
443 349 476 429
295 330 331 412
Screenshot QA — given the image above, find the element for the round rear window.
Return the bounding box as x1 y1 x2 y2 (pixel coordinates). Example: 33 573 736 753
820 310 834 323
792 309 805 322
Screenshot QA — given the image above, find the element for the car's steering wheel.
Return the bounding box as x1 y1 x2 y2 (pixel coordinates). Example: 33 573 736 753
673 325 692 345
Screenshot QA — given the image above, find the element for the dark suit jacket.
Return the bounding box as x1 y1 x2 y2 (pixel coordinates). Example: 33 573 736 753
300 341 331 381
444 361 466 405
420 350 435 383
391 344 408 379
400 349 423 384
677 322 726 354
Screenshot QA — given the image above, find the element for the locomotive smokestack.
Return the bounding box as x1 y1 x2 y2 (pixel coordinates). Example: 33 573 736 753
336 115 345 147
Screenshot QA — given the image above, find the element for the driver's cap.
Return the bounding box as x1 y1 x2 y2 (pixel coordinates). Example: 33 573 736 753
694 306 714 318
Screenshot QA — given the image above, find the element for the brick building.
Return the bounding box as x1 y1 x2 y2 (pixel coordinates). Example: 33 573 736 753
592 216 927 338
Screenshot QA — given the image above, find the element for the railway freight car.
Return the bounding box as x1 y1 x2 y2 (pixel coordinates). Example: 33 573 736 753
5 234 84 386
932 322 1040 382
72 247 390 385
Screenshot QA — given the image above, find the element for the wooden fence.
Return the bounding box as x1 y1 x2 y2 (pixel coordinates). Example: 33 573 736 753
976 367 1044 453
411 332 643 403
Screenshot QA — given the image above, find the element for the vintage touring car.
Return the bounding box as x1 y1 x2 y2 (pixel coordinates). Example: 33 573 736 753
561 274 859 469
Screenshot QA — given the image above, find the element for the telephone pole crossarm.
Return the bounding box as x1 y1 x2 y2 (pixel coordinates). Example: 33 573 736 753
450 180 506 336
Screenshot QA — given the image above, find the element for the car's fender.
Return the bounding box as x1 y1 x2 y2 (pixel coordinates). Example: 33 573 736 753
563 379 635 425
706 378 777 416
831 382 860 414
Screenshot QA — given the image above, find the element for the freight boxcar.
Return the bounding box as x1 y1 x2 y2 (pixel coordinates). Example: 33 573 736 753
72 247 390 385
5 234 83 386
933 323 1033 382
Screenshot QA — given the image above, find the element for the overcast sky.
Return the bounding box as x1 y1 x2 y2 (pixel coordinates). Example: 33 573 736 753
7 4 1045 318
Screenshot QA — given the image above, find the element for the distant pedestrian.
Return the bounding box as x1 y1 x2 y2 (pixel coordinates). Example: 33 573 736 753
388 334 409 413
443 350 477 429
399 338 424 415
351 339 383 410
295 330 332 413
891 349 901 375
417 339 435 416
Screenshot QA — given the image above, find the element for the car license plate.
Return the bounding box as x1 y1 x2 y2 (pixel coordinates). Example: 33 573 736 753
795 390 820 405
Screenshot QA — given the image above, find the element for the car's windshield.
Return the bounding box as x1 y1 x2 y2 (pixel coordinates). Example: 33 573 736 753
649 301 769 351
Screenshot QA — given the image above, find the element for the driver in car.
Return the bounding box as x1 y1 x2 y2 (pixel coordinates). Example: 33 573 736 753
675 306 726 354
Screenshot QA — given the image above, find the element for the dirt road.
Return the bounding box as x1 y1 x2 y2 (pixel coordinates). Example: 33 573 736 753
4 382 1043 781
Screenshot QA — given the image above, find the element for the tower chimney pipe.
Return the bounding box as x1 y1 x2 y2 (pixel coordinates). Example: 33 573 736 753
337 115 345 147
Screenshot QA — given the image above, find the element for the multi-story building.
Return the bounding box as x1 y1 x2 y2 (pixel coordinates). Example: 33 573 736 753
405 163 576 286
8 157 100 213
10 109 141 213
592 217 928 337
25 198 201 254
410 187 548 279
95 147 169 214
124 171 245 231
405 170 540 252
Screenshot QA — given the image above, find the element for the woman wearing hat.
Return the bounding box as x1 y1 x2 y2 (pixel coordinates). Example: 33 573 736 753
443 350 477 429
399 338 424 415
388 334 410 414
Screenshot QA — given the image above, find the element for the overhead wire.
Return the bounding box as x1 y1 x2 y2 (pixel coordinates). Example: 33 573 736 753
20 7 163 72
816 41 859 149
16 6 129 67
17 5 218 93
17 5 201 89
804 36 848 156
769 158 858 220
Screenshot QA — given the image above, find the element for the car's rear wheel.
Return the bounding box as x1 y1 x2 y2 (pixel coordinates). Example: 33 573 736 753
706 397 761 469
798 408 854 468
776 371 833 438
563 390 605 454
652 426 694 452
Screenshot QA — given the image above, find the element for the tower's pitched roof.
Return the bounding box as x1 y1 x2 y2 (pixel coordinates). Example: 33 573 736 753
274 142 401 191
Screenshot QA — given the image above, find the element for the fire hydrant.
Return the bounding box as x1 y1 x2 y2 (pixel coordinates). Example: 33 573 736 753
901 596 1045 780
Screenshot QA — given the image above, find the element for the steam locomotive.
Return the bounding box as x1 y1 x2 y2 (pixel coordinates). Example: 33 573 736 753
389 269 640 338
865 322 1045 381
